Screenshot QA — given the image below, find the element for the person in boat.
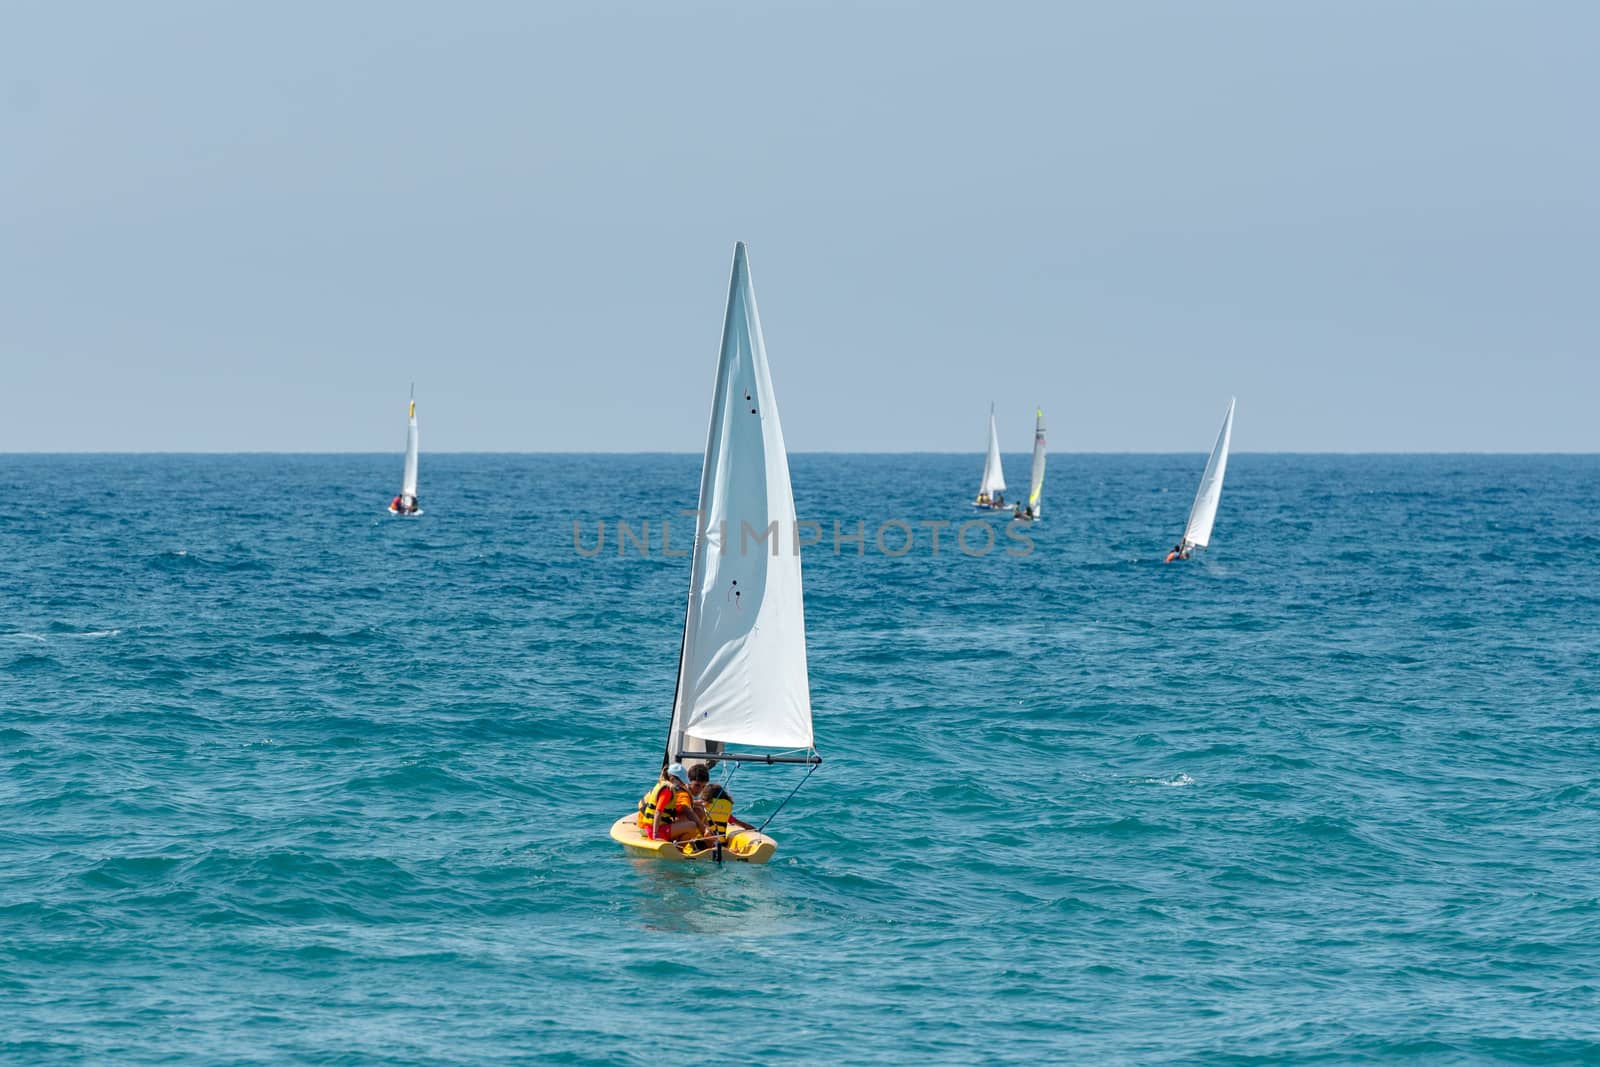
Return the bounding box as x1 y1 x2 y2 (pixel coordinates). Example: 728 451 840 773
682 763 713 818
637 769 675 840
638 763 699 841
663 763 708 842
679 763 742 851
390 495 404 512
1167 542 1191 562
700 783 751 841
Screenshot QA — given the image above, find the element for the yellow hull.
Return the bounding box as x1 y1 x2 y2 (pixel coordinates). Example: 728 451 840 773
609 814 778 864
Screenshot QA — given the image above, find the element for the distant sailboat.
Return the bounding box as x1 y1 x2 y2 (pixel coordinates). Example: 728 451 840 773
973 403 1008 509
610 242 820 865
389 388 421 515
1167 397 1236 561
1013 408 1046 522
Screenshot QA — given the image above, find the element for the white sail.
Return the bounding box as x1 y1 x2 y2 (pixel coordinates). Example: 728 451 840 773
1027 408 1046 515
400 393 419 501
666 243 814 761
1182 397 1236 549
978 405 1006 496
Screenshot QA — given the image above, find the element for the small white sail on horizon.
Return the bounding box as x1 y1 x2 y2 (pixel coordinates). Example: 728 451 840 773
664 242 816 765
1178 397 1236 553
400 390 419 505
976 404 1007 503
1026 408 1046 518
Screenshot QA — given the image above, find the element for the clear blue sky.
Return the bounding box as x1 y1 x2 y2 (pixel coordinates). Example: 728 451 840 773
2 1 1595 452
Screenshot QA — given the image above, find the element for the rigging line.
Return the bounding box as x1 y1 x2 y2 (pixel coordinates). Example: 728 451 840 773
710 762 741 864
756 760 821 834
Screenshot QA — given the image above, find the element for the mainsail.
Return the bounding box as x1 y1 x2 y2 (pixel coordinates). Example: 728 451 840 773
400 390 419 502
978 404 1006 497
1027 408 1046 515
1181 397 1236 550
665 243 816 766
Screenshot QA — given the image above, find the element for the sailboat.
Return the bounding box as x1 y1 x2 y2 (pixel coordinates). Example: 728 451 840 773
610 242 821 865
1013 408 1046 522
1166 397 1236 561
388 388 421 515
973 403 1008 509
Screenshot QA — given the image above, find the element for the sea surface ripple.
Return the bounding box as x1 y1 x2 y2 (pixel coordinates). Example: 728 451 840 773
2 453 1598 1063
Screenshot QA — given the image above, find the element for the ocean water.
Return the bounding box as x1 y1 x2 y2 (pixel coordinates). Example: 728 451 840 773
2 453 1598 1064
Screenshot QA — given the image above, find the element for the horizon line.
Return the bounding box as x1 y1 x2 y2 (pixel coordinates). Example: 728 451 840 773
2 450 1596 458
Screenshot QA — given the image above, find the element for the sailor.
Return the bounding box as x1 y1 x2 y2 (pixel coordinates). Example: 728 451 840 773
1167 542 1190 562
639 763 693 840
700 783 751 840
662 763 706 842
637 769 675 840
391 495 404 512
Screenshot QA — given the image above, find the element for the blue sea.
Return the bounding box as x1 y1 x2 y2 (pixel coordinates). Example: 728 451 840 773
3 453 1598 1063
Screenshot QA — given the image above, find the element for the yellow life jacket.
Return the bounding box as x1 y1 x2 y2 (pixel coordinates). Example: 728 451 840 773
639 782 674 838
706 796 734 836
